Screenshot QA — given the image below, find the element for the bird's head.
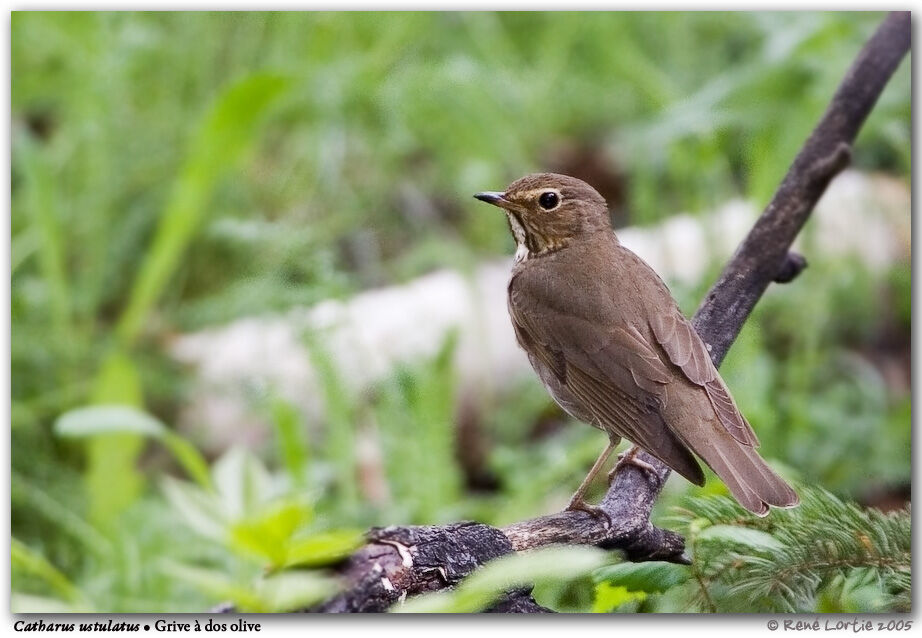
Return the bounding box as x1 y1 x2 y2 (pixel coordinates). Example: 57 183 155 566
474 173 611 262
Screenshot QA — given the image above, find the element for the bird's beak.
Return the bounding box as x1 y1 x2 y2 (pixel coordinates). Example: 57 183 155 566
474 191 507 207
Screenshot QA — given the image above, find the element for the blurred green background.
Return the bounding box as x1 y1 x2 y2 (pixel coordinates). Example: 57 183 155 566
11 11 910 613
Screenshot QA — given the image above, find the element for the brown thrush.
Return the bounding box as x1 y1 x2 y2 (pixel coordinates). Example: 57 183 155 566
475 173 798 516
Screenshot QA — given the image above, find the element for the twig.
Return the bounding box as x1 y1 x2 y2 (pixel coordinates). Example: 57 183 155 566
311 11 910 614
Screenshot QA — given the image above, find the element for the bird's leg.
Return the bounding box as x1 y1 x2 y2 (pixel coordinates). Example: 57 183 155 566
609 445 658 483
566 438 617 519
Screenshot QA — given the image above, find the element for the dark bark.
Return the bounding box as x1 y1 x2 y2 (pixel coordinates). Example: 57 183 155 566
309 12 910 614
315 522 550 613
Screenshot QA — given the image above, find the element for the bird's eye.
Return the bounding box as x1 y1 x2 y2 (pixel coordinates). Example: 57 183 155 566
538 191 559 210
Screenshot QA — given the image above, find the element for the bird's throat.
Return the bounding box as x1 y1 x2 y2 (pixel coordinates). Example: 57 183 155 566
505 210 568 263
505 211 531 263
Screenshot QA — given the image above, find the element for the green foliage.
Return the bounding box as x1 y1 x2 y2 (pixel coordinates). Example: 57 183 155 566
592 583 648 613
55 404 212 489
268 396 310 488
15 407 360 612
116 73 290 347
303 333 360 508
374 332 464 523
85 350 146 527
161 561 338 613
158 446 361 609
585 489 909 613
663 488 910 612
11 538 90 611
161 446 363 567
594 561 691 594
715 257 911 496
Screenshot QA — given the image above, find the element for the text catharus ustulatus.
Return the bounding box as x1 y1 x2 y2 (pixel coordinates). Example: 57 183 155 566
475 173 798 516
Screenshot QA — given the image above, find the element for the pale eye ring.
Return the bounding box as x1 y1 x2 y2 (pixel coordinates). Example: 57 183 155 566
538 191 559 210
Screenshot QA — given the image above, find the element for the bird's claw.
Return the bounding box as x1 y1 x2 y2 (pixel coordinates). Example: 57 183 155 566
609 447 658 484
565 498 612 528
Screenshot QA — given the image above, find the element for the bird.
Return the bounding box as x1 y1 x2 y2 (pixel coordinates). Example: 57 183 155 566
474 173 798 516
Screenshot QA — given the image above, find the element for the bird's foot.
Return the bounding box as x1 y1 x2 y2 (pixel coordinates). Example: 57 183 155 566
565 497 612 528
608 447 658 484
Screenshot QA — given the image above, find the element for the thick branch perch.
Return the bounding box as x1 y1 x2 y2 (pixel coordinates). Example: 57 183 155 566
313 12 909 614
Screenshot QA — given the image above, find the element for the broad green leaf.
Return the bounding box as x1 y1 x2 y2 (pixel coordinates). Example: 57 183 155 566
55 405 166 438
228 500 313 566
593 582 647 613
696 524 784 552
593 561 691 594
86 350 144 526
392 589 456 614
282 529 365 569
56 404 211 489
394 546 611 613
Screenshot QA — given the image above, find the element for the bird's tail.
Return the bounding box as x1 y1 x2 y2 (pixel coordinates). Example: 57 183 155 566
695 436 799 516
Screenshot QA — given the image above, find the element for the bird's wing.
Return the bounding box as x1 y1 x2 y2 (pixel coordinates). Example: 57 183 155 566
649 309 759 447
509 271 705 485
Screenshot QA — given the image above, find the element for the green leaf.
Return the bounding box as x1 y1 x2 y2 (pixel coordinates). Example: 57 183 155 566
55 404 211 489
593 561 691 593
162 560 339 613
269 396 309 487
84 351 145 526
282 529 364 569
161 476 227 543
161 560 266 612
696 524 784 552
256 571 342 612
55 405 166 438
228 500 313 567
303 333 358 506
212 446 276 520
394 546 612 613
593 582 647 613
160 431 213 489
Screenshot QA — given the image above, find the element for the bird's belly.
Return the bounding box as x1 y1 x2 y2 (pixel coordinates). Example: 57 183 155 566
527 353 603 430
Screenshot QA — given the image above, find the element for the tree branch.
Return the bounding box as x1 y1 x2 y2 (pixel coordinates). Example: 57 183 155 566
313 11 909 614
